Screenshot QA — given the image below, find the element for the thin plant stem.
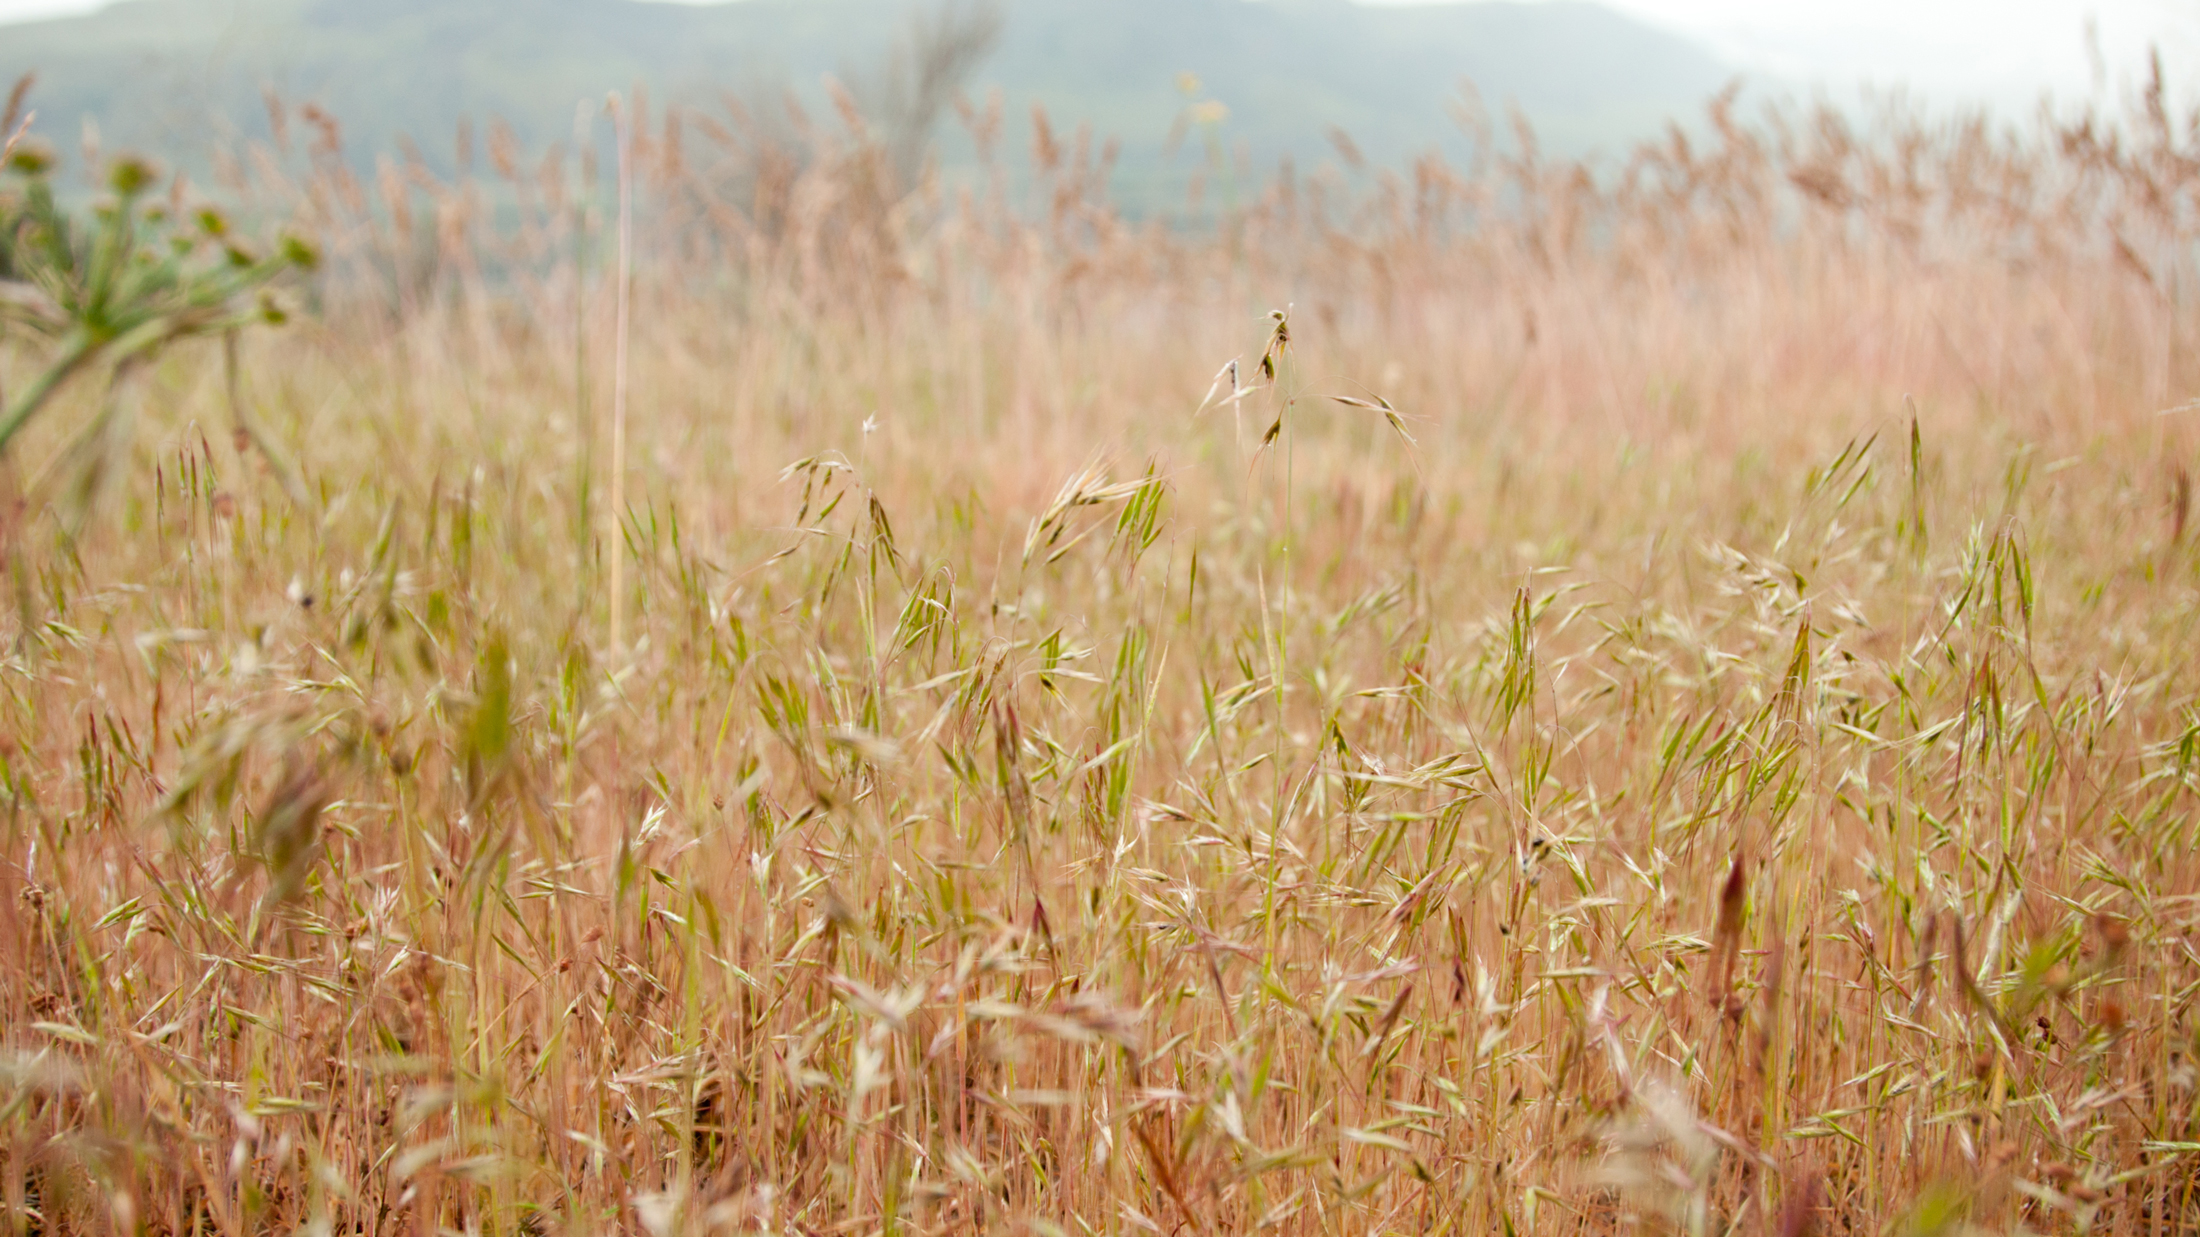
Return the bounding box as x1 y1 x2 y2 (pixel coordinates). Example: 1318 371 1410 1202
608 91 634 655
573 98 595 609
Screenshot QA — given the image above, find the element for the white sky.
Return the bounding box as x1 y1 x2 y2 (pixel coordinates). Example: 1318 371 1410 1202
1378 0 2200 106
0 0 2194 110
0 0 91 20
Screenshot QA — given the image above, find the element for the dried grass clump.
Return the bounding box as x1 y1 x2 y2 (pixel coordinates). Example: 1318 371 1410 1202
6 70 2200 1236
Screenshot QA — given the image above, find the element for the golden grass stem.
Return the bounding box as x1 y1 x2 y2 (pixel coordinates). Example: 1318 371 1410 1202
608 91 633 655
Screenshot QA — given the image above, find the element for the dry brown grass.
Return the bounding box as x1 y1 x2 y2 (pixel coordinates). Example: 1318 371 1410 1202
6 76 2200 1236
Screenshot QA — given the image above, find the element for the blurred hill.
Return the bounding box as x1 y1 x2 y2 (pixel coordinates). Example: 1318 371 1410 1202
0 0 1736 196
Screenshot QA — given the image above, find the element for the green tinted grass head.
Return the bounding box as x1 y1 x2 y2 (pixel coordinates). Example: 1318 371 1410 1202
106 154 157 198
0 141 318 474
4 138 53 177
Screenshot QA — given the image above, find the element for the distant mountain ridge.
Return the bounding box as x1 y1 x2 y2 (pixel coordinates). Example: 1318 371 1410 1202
0 0 1736 192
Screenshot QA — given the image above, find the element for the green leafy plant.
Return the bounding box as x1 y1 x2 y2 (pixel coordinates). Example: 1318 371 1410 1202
0 141 315 492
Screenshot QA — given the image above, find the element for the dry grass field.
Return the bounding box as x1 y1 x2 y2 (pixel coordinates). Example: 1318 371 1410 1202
7 75 2200 1236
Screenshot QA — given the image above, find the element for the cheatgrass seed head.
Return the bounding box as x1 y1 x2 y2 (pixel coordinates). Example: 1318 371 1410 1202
5 138 54 176
107 153 158 198
280 233 321 271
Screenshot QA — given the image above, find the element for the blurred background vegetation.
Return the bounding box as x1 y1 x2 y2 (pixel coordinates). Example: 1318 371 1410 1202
0 0 1735 207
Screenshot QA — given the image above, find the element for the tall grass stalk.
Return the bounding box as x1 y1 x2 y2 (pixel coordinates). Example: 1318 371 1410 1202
608 91 635 654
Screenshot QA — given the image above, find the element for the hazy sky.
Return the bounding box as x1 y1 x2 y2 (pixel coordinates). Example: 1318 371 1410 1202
0 0 2191 108
1370 0 2199 104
